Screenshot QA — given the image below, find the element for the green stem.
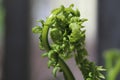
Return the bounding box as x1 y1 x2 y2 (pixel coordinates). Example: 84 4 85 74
42 25 75 80
42 25 50 51
58 57 75 80
63 71 68 80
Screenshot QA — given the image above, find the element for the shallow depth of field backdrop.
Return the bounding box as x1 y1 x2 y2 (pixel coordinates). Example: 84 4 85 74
1 0 120 80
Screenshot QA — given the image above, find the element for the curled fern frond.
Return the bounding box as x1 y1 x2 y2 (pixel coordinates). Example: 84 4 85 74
32 4 105 80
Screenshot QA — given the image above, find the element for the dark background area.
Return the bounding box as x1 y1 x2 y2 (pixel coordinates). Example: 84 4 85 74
2 0 30 80
98 0 120 79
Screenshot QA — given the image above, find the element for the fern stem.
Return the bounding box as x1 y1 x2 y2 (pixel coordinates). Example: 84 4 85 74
42 25 75 80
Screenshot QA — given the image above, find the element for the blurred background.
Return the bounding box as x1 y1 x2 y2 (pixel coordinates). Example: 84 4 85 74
0 0 120 80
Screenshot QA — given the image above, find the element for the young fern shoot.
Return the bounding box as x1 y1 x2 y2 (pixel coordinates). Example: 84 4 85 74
32 4 105 80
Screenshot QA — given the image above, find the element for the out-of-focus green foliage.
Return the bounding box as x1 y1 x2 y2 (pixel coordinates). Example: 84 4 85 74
0 0 5 41
104 49 120 80
32 4 105 80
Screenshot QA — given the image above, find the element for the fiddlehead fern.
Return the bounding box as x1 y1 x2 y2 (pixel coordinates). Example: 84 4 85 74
32 4 105 80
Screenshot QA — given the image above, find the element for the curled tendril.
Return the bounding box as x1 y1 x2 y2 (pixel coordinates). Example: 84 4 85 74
32 4 105 80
